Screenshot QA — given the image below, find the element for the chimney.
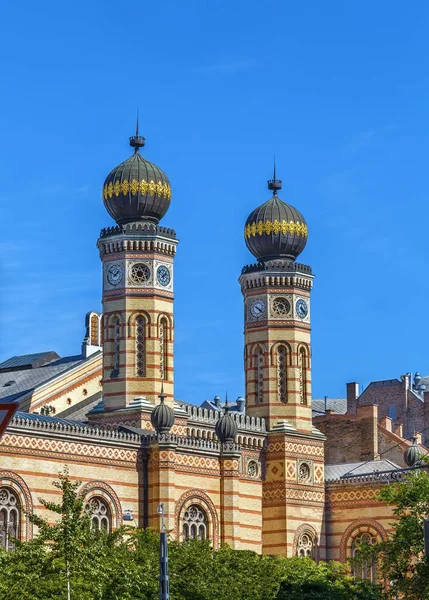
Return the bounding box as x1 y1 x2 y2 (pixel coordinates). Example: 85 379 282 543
346 382 359 414
213 396 221 408
393 423 403 438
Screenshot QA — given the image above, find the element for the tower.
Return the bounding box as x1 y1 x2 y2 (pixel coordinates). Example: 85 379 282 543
239 168 313 431
98 126 178 411
239 167 325 556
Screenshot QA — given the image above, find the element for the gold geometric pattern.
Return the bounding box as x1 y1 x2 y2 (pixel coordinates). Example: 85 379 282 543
244 219 308 239
103 179 172 201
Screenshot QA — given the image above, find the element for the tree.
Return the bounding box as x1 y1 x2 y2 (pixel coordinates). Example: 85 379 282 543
276 557 381 600
0 470 382 600
367 468 429 600
28 468 123 600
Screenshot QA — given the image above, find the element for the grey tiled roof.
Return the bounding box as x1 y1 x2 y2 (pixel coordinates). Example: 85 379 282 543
0 351 59 371
312 398 347 415
325 459 400 482
200 399 245 413
13 410 92 427
0 355 94 403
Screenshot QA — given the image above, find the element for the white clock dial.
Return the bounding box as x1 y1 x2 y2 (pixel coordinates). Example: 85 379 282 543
250 298 266 319
107 264 123 286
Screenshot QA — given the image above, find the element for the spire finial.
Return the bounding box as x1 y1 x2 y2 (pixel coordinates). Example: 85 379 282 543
268 155 282 195
158 382 166 404
225 391 229 413
129 109 146 152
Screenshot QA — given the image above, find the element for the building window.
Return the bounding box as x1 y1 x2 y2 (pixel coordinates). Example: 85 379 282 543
85 497 111 532
112 318 121 375
183 505 207 541
388 406 397 419
136 316 146 377
277 345 287 403
0 488 20 551
297 530 315 558
256 348 264 403
90 314 99 346
299 347 307 405
352 532 377 582
159 318 168 381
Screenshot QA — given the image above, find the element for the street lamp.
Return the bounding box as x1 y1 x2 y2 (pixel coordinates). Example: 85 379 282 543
158 503 169 600
123 509 135 523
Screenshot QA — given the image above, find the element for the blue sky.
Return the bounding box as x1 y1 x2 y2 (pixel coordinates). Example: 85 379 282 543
1 1 429 404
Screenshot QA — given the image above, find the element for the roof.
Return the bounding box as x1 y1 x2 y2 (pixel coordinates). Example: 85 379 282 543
12 410 91 427
200 399 245 413
0 354 94 403
0 351 60 373
312 398 347 415
325 459 400 482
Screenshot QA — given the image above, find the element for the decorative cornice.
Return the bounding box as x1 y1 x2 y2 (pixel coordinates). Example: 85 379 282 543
8 414 141 446
241 260 312 275
183 404 266 433
100 222 176 240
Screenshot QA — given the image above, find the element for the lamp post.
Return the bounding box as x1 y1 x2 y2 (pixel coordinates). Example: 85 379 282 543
158 503 170 600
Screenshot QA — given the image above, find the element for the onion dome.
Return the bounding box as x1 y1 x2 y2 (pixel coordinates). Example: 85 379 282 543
102 122 171 225
151 388 175 435
404 436 422 467
215 398 238 443
244 165 308 261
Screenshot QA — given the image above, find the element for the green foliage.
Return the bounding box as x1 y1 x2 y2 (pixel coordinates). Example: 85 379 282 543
0 470 382 600
371 468 429 600
277 557 381 600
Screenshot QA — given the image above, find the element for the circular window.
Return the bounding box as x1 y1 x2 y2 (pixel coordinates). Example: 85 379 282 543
247 460 259 478
298 462 311 482
129 263 151 285
272 297 291 317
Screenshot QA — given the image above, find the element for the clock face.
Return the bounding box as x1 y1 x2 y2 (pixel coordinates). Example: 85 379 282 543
157 265 171 286
250 298 266 319
296 299 308 319
107 264 123 286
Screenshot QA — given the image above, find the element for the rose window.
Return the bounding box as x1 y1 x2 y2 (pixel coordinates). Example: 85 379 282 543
129 263 151 285
183 505 207 541
0 488 20 551
298 462 311 483
297 531 315 558
272 297 291 317
85 497 111 532
247 460 258 478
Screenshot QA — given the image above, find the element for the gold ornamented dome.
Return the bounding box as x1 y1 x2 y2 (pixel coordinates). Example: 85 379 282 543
102 125 171 225
244 168 308 261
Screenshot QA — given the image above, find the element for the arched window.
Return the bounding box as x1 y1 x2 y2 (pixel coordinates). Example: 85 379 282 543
85 497 111 532
183 505 207 541
255 348 264 404
0 488 20 551
112 318 121 376
136 316 146 377
297 530 316 558
277 345 287 403
90 314 100 346
159 318 168 381
352 532 377 582
299 347 307 405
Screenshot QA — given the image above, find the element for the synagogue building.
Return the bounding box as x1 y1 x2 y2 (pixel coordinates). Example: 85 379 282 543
0 129 426 578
